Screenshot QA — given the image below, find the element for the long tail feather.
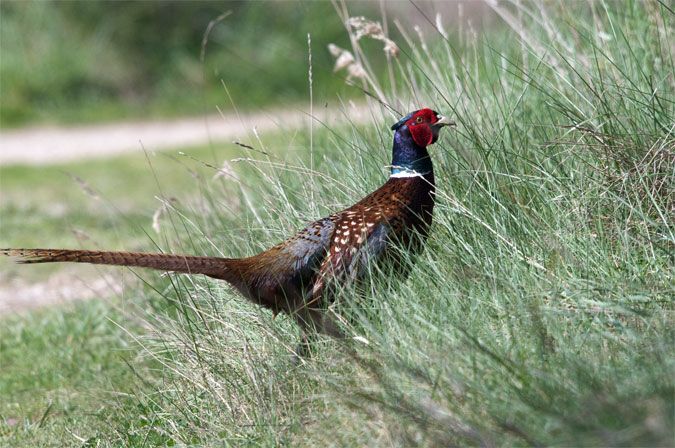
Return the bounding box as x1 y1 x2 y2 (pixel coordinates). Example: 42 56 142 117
2 248 231 278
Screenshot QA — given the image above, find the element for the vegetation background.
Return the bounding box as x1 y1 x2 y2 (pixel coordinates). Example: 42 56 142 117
1 0 672 446
1 1 358 126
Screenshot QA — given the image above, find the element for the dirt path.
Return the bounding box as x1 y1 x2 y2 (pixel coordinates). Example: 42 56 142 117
0 104 370 165
0 272 125 315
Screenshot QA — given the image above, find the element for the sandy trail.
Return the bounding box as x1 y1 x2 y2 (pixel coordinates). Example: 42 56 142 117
0 272 126 315
0 104 370 165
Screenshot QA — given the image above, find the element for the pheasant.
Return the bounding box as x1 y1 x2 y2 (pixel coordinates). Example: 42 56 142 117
3 108 454 347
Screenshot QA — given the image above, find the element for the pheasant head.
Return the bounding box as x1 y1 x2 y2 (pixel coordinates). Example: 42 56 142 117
390 108 455 177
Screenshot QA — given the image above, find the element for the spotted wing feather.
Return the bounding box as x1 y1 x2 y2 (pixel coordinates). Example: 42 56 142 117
310 207 391 303
310 174 435 305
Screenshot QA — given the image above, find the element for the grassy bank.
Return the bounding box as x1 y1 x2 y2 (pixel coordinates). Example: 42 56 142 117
1 0 673 446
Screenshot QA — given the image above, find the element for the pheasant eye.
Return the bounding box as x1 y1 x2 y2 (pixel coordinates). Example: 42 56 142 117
415 116 424 124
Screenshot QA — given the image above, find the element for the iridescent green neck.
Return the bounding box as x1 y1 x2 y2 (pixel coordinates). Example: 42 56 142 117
390 157 433 177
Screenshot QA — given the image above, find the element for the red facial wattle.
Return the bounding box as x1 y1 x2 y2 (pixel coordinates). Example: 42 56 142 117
409 123 433 147
405 109 438 147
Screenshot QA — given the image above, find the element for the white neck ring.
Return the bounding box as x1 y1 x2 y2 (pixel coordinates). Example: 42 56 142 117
390 170 431 178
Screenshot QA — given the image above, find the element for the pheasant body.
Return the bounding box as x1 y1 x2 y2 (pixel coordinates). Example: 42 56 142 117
4 108 454 341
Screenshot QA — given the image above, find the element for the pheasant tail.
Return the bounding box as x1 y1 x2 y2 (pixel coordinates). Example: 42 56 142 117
2 249 231 279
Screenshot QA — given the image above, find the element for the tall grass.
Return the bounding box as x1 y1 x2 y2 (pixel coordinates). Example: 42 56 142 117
100 1 673 445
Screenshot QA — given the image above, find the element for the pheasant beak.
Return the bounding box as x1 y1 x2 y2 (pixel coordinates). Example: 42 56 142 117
434 115 456 128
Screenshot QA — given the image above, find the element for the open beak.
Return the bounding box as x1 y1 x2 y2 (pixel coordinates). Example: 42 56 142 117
434 115 456 127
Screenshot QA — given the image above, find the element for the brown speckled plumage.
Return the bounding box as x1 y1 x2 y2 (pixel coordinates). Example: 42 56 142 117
311 172 435 303
3 109 454 350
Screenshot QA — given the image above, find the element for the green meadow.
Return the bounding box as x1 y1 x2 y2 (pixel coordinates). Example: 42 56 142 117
1 1 672 446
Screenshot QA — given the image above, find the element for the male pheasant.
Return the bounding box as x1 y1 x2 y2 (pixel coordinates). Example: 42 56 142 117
4 109 454 344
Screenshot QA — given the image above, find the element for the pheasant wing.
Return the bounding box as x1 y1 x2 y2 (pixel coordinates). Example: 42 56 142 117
310 209 391 303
